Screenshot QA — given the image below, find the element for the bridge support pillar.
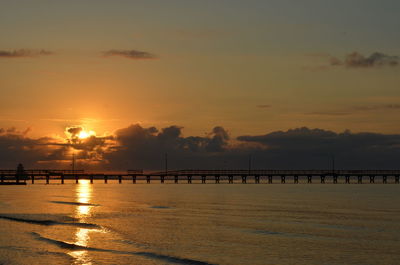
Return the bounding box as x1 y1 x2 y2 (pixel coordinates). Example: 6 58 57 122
320 176 325 184
268 175 272 184
281 176 285 184
104 176 108 184
228 175 233 184
61 174 64 184
46 175 50 184
370 176 375 183
383 176 387 184
31 175 35 184
255 176 260 184
357 176 362 184
242 176 247 184
215 175 220 184
202 176 206 184
146 175 150 184
308 175 312 184
132 176 136 184
294 175 298 184
174 175 178 184
396 176 399 184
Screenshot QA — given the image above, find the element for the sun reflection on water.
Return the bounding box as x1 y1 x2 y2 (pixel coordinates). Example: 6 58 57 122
76 180 91 217
69 179 93 265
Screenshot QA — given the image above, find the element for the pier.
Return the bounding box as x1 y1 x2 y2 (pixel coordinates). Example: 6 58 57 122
0 169 400 184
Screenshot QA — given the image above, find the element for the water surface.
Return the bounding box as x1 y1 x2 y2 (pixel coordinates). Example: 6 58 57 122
0 181 399 265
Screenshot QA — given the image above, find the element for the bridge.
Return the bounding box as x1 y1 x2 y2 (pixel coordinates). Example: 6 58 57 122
1 169 400 184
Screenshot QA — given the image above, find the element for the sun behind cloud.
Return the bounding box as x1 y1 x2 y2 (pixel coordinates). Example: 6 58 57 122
78 130 96 139
66 126 96 140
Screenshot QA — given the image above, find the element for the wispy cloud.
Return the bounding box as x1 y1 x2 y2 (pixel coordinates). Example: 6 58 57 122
0 49 53 58
103 49 157 60
330 52 399 68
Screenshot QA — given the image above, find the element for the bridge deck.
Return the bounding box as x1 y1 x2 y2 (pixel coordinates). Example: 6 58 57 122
0 169 399 184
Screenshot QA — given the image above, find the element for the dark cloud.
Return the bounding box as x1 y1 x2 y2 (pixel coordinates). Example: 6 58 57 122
1 125 400 170
330 52 399 68
66 126 83 137
0 49 53 58
0 127 31 136
237 127 400 169
71 135 114 163
0 127 57 168
103 49 157 60
206 126 229 152
60 126 115 164
106 124 230 169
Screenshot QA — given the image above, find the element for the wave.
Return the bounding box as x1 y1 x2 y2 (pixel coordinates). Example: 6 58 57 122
31 232 216 265
49 201 99 206
0 214 100 229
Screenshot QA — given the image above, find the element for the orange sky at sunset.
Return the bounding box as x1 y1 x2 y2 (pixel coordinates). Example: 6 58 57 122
1 1 400 170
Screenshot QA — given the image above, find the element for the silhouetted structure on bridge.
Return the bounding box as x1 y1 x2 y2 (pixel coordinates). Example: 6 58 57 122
0 164 28 185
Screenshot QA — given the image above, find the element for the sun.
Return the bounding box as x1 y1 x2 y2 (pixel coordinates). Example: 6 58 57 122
78 130 96 139
65 126 97 140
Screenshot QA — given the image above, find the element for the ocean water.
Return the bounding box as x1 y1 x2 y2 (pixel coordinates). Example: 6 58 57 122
0 181 399 265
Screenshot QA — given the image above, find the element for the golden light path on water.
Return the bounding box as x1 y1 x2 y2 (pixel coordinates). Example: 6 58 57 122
69 179 94 265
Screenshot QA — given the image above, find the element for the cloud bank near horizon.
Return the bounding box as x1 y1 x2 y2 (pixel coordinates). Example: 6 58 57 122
1 124 400 170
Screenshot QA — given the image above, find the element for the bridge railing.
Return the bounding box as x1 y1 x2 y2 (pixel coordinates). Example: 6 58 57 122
149 169 400 176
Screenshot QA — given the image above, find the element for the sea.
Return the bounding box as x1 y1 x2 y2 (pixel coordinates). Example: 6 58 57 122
0 180 399 265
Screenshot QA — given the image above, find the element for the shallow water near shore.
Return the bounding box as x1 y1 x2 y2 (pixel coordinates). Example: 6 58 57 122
0 181 399 265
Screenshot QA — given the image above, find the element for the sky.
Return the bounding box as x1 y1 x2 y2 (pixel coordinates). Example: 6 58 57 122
1 0 400 170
